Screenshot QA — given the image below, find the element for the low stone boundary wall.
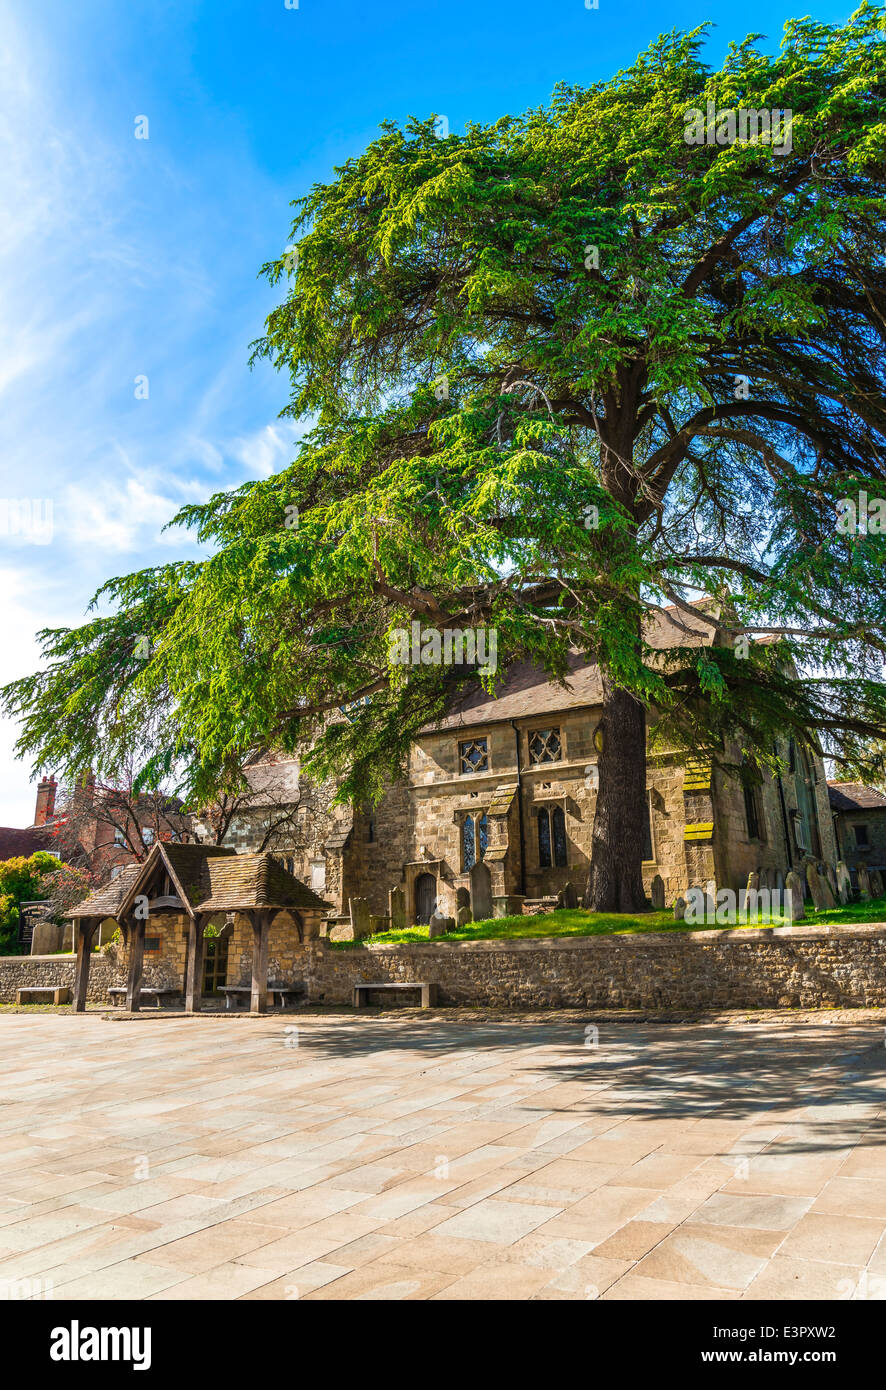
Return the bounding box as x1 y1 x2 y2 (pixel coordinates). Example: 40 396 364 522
0 954 116 1004
306 924 886 1011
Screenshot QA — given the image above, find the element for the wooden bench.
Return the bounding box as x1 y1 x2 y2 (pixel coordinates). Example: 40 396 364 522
107 987 182 1009
353 982 438 1009
218 983 306 1011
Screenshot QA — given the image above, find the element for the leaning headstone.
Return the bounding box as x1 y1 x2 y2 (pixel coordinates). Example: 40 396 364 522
836 860 852 905
349 897 372 938
388 885 407 932
673 895 686 922
806 863 836 911
870 868 884 898
557 881 578 910
746 870 760 894
651 875 666 910
785 870 806 921
428 908 454 939
858 862 872 901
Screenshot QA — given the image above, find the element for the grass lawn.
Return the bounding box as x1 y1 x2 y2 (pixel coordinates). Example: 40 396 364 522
328 894 886 948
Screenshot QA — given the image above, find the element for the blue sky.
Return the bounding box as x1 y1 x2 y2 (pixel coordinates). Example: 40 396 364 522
0 0 850 825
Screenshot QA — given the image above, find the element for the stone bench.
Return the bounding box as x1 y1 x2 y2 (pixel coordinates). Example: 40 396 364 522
218 983 306 1011
15 986 71 1006
353 982 438 1009
107 987 182 1009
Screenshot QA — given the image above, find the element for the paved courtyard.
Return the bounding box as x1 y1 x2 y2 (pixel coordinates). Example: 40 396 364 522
2 1009 886 1300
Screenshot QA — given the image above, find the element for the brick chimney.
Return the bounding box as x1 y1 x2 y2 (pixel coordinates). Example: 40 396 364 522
34 776 57 826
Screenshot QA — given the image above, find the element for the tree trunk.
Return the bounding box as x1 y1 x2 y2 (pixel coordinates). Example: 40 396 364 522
585 673 648 913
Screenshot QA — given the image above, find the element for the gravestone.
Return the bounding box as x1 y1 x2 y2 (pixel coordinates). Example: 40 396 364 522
746 870 760 894
389 885 407 932
836 860 852 905
30 921 61 955
785 870 806 921
469 860 493 921
428 908 454 939
857 862 872 901
349 897 372 938
455 904 473 928
825 862 838 897
807 862 836 910
558 881 578 910
870 868 884 897
456 886 471 910
650 875 666 910
673 895 686 921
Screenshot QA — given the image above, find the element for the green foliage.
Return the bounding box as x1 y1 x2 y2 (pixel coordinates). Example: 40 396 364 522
3 9 886 810
0 853 66 953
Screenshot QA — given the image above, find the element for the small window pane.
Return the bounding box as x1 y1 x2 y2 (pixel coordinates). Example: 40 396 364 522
478 813 488 859
462 815 476 871
538 809 552 868
459 738 488 774
855 824 869 847
552 807 568 867
528 728 561 765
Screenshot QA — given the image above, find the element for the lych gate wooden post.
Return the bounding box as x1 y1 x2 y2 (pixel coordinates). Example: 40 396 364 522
250 909 270 1014
185 912 207 1014
125 912 146 1012
73 917 99 1013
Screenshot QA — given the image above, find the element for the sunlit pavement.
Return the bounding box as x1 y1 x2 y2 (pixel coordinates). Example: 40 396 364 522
1 1010 886 1300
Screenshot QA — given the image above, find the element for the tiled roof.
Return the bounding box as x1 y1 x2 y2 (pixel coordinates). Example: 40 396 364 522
73 841 332 920
70 863 143 918
424 604 717 733
827 782 886 812
0 826 54 860
195 852 332 913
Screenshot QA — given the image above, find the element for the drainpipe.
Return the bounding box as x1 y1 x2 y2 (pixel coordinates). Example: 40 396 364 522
510 721 527 896
773 742 793 869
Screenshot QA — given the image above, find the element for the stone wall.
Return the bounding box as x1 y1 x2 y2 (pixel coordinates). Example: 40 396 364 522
304 924 886 1011
833 807 886 878
0 954 117 1004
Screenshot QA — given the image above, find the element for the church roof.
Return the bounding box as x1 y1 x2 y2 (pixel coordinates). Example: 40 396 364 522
424 602 717 733
827 782 886 813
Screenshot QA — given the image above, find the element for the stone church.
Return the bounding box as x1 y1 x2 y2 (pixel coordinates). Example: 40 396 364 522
205 603 837 926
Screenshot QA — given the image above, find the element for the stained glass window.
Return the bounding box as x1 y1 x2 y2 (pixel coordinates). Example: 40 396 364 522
462 814 476 870
528 728 561 764
459 738 489 774
538 808 552 868
552 806 568 867
478 813 488 858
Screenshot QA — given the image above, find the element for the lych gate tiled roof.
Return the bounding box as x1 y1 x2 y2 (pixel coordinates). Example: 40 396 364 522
195 852 332 913
828 782 886 813
70 842 332 920
70 863 143 918
424 602 718 733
